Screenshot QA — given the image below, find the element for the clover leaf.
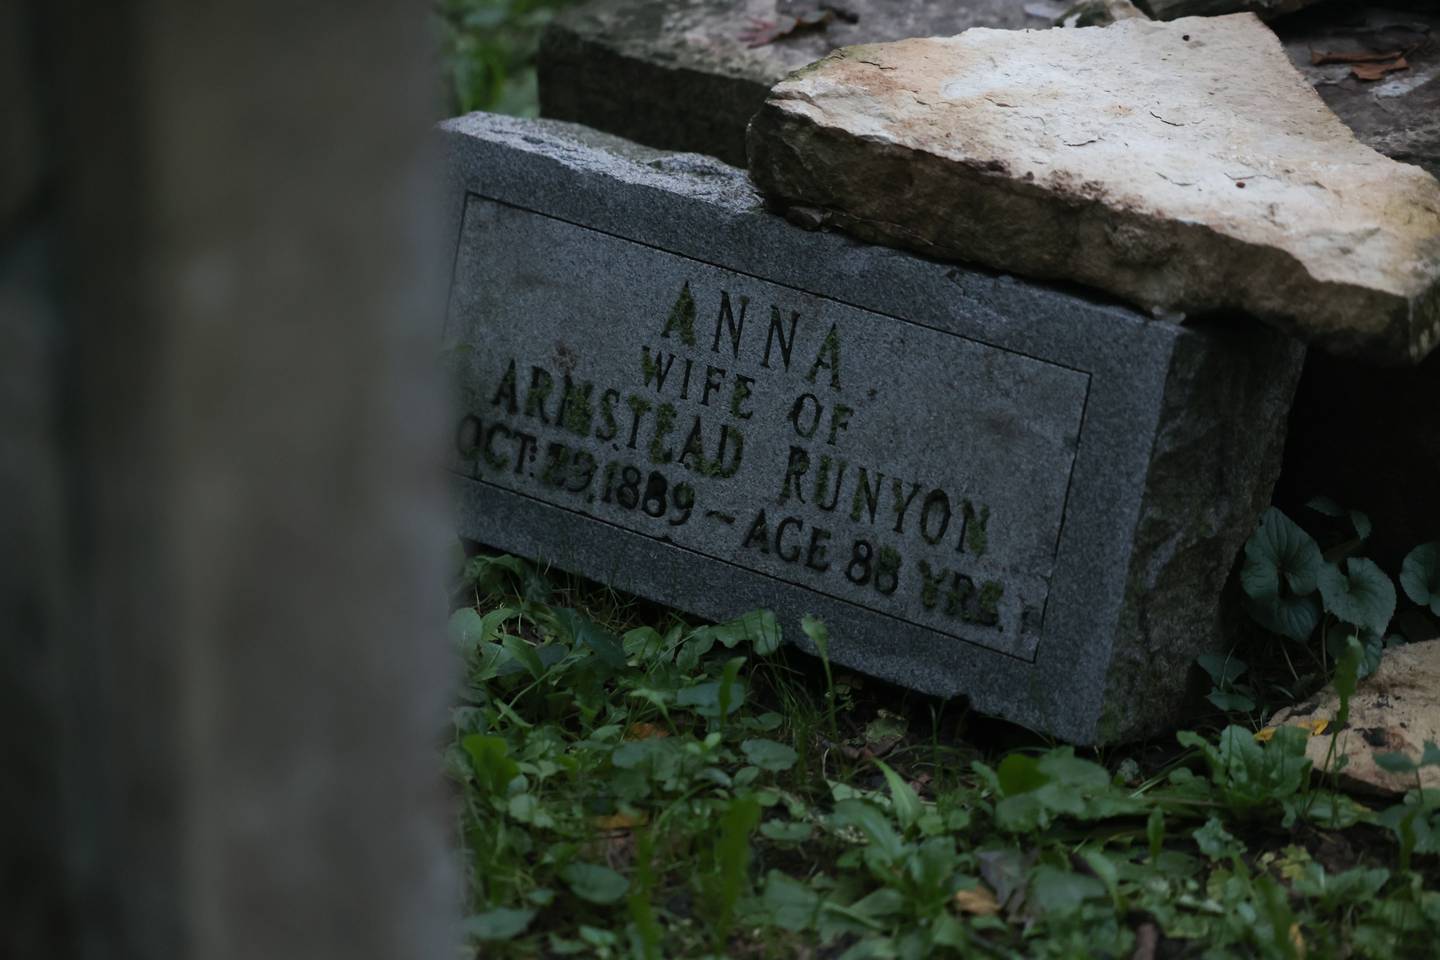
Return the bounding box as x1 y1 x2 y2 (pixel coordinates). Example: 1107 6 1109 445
1400 542 1440 615
1318 558 1396 637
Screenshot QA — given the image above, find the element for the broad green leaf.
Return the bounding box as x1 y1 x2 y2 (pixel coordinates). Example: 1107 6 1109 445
1147 807 1165 860
675 632 715 672
1306 496 1345 518
501 635 546 680
712 796 761 927
742 738 798 772
848 887 906 919
462 734 519 795
515 794 558 828
875 759 923 831
1196 653 1247 685
1241 510 1324 639
675 678 746 718
611 738 668 771
1028 865 1106 915
717 656 746 721
1036 749 1111 789
1358 632 1385 681
750 609 782 656
1242 508 1322 599
1328 629 1384 686
864 712 909 744
832 799 906 864
906 837 961 895
1333 635 1364 727
996 753 1048 796
448 608 486 652
1291 863 1389 907
579 925 619 948
1318 558 1396 636
1401 543 1440 615
459 552 527 585
1079 849 1122 909
1375 751 1418 776
1351 510 1373 542
1246 591 1323 642
801 615 831 660
760 820 813 842
763 871 821 931
931 913 967 948
1179 725 1310 811
1193 818 1244 859
552 607 627 668
562 862 630 904
695 609 782 656
1207 689 1257 713
464 907 535 941
621 626 666 661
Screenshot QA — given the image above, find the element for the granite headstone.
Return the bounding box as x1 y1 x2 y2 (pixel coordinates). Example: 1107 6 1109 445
440 113 1303 742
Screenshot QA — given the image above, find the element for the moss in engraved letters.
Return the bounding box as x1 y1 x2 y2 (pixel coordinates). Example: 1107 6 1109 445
661 281 697 346
965 501 990 557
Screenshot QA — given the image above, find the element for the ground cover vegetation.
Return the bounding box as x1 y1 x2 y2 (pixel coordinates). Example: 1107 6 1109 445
450 499 1440 959
436 0 577 116
437 14 1440 957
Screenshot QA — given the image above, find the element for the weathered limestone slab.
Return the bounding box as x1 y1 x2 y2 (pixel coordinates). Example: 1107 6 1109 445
1272 638 1440 798
539 1 1440 183
439 112 1303 742
747 15 1440 365
1282 4 1440 182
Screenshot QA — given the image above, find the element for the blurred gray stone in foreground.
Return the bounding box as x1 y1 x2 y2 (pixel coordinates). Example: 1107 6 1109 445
2 2 456 958
747 15 1440 365
441 112 1303 743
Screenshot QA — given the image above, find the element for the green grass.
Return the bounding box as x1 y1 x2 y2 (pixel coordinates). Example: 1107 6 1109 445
449 550 1440 959
436 0 580 116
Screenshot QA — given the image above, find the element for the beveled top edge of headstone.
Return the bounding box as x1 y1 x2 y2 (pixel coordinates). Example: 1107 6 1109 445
440 112 763 214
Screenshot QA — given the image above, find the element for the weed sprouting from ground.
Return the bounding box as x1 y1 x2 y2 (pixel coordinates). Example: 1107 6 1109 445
450 552 1440 958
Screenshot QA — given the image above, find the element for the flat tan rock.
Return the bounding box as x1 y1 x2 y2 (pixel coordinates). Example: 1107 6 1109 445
747 14 1440 364
1272 639 1440 798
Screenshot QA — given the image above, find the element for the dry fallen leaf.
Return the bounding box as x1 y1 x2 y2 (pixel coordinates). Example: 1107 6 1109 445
1290 921 1307 958
594 811 648 831
1310 48 1404 66
953 885 1001 916
1352 57 1408 82
625 722 668 740
1257 718 1329 743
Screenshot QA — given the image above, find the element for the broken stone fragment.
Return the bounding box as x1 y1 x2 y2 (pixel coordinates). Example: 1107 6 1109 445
747 14 1440 364
1271 638 1440 798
